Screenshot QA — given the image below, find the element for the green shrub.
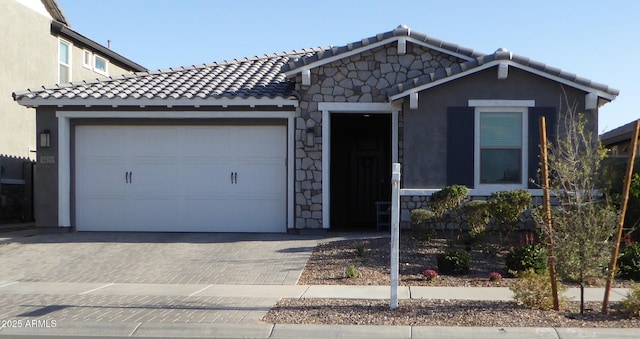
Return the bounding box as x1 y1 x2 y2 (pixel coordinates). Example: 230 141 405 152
464 200 491 238
411 209 435 242
355 244 366 257
618 243 640 280
505 244 548 274
510 269 568 310
345 264 358 278
621 283 640 318
411 209 435 226
429 185 468 218
437 249 470 275
489 190 532 238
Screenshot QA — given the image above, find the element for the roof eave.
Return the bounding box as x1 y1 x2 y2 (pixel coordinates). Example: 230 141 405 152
389 60 619 103
43 0 68 25
284 35 479 77
51 21 147 72
15 96 299 109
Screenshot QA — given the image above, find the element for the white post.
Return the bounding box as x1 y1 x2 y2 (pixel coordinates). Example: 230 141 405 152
390 163 401 309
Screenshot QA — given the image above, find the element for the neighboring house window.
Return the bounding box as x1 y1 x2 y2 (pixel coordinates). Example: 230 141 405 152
476 108 526 187
83 50 92 69
94 55 108 75
58 39 71 83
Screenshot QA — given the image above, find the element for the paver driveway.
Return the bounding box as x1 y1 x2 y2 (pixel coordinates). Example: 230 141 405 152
0 232 321 285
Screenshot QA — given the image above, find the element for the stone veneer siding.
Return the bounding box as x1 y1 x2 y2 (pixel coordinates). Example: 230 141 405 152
293 43 465 229
400 195 545 230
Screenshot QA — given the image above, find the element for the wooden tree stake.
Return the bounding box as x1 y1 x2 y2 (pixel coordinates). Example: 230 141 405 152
539 116 560 311
603 119 640 314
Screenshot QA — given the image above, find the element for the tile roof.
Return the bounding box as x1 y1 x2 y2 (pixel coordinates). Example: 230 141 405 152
388 48 620 99
600 119 640 145
282 25 484 73
13 48 327 104
14 26 619 106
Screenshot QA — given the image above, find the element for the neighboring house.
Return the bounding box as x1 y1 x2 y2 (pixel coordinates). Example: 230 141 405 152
14 25 619 232
600 120 640 158
0 0 146 222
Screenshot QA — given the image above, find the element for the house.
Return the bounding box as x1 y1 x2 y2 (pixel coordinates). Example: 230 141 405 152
600 120 640 157
13 25 619 232
0 0 146 222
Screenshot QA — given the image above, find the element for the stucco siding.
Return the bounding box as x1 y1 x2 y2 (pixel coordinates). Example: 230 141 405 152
70 43 134 80
33 108 58 226
1 0 57 159
402 66 595 188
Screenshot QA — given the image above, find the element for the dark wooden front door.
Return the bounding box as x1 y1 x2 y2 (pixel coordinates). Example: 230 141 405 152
331 114 391 230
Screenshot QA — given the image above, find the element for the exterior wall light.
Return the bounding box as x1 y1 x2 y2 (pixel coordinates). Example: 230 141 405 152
40 130 51 148
306 127 315 147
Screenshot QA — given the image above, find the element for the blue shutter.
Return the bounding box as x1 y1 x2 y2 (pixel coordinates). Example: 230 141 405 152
528 107 557 189
447 107 475 187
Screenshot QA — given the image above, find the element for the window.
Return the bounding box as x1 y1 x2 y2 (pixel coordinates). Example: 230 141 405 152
58 39 71 83
82 50 92 69
474 106 528 189
94 55 108 75
479 112 522 183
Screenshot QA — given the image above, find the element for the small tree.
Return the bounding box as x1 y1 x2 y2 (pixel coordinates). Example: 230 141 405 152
428 185 468 242
488 190 532 244
535 97 619 315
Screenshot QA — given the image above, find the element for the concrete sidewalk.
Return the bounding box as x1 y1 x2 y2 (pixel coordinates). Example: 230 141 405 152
0 281 631 301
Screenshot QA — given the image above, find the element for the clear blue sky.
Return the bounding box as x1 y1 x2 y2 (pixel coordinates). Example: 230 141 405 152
58 0 639 133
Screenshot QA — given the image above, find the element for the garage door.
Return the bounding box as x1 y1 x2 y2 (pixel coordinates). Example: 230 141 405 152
75 125 287 232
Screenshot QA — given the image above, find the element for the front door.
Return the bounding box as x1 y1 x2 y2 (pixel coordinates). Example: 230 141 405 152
330 114 391 230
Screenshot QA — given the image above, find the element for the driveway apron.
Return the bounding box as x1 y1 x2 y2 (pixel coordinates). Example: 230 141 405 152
0 232 321 326
0 232 319 285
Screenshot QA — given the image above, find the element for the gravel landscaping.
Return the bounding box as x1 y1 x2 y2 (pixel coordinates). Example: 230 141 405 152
263 231 639 327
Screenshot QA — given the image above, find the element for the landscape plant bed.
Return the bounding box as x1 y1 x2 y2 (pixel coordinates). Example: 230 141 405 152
263 299 638 327
298 231 632 288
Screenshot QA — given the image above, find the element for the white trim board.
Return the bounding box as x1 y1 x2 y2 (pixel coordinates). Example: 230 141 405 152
55 111 295 230
19 97 299 109
320 102 400 230
56 111 294 119
400 188 544 197
389 60 617 102
284 36 476 78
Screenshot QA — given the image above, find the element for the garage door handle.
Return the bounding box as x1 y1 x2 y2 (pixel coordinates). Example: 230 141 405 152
230 172 238 184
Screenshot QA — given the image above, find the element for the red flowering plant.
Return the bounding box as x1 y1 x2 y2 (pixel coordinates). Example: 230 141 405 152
423 269 438 281
489 272 503 282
